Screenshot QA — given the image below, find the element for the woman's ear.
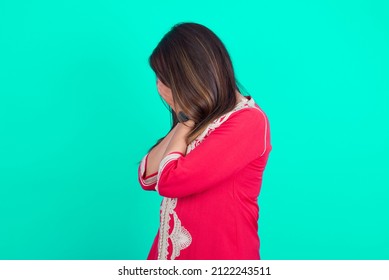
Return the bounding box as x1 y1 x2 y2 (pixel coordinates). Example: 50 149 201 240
157 79 176 111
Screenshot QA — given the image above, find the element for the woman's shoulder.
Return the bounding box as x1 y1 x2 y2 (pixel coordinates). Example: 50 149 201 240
228 99 269 126
201 97 270 142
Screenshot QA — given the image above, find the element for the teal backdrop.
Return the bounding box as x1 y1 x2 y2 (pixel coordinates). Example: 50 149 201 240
1 0 388 260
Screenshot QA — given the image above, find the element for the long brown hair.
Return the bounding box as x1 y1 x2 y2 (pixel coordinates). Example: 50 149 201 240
148 22 247 150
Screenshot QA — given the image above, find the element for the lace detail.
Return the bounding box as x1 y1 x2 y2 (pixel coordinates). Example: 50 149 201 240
157 95 257 259
157 197 193 260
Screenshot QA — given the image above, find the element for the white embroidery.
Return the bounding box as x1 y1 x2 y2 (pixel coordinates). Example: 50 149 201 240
156 96 263 259
157 197 174 260
156 152 192 259
171 210 192 259
157 197 193 260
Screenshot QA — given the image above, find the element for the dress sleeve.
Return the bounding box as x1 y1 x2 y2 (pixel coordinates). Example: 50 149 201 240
138 153 158 191
155 108 269 198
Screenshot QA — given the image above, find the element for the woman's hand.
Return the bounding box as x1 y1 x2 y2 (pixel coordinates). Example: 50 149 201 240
161 120 195 159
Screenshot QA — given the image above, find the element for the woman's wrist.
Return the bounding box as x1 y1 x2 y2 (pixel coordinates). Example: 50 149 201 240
175 121 194 135
179 119 195 129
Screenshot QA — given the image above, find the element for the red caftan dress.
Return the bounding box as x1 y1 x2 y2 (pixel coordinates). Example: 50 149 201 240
138 96 272 260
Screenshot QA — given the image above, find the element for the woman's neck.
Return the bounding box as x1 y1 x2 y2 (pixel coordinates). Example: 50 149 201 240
235 91 247 104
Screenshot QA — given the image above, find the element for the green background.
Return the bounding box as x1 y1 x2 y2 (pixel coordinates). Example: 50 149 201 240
1 0 388 260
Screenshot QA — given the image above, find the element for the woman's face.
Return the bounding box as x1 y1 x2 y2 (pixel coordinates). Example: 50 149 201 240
156 78 169 94
156 78 175 111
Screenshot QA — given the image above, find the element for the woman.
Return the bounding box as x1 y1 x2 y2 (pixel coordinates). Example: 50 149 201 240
138 22 272 260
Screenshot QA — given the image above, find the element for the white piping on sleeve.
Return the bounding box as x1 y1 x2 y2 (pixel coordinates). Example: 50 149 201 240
155 152 183 193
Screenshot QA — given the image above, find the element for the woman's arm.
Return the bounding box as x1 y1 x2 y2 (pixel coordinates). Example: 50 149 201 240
155 108 268 198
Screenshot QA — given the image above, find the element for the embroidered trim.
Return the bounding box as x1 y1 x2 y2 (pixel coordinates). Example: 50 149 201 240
170 210 192 259
157 197 193 260
157 197 174 260
156 152 191 259
156 152 182 193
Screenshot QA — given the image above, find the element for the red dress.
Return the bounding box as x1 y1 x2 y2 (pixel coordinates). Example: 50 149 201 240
138 96 272 260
